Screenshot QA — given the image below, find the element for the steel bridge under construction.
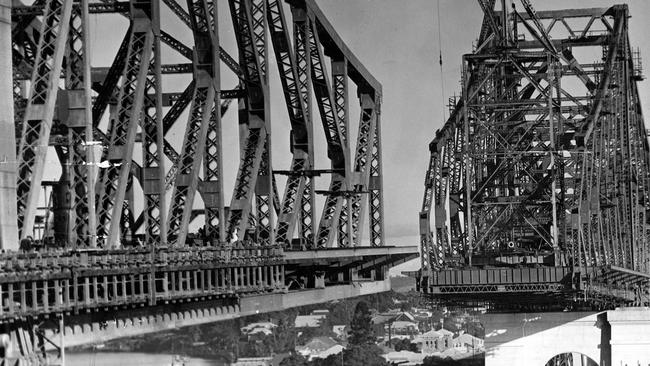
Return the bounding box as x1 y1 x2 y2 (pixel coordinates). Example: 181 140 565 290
418 1 650 308
0 0 419 364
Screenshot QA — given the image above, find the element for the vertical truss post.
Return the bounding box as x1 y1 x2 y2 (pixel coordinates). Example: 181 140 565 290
332 58 352 247
350 93 377 247
201 0 225 244
141 0 167 246
270 1 311 247
0 0 19 249
548 54 560 264
167 0 219 246
461 57 473 265
420 149 439 278
252 0 274 245
16 0 73 239
291 6 315 248
202 98 225 243
369 95 384 246
308 18 346 249
226 0 269 242
95 3 154 248
166 79 215 246
62 0 96 247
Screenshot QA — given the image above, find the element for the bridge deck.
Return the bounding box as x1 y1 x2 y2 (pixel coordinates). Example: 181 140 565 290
58 279 395 348
0 246 417 320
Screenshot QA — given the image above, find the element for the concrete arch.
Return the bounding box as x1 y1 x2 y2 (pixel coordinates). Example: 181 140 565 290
544 352 598 366
485 312 603 366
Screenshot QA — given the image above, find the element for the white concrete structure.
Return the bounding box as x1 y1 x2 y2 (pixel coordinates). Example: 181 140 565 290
485 308 650 366
382 350 427 366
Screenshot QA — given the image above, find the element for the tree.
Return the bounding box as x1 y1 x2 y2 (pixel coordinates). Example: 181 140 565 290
275 313 298 352
347 301 375 345
392 338 418 352
422 355 445 366
422 356 484 366
279 353 308 366
310 345 389 366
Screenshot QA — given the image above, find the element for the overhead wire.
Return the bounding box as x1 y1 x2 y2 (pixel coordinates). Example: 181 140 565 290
436 0 446 122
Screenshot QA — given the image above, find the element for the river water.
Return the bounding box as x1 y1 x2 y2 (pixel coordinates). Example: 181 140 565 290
65 352 226 366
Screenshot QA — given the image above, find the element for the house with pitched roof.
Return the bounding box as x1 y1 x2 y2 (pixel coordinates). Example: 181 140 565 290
414 328 455 354
453 331 484 352
296 336 344 361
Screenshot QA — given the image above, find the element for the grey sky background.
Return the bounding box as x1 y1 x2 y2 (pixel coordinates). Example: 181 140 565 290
45 1 650 249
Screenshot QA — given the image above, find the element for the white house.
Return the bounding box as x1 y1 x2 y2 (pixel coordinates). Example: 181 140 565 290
382 350 428 366
453 332 484 352
296 336 344 361
240 322 277 335
414 328 455 354
294 314 326 328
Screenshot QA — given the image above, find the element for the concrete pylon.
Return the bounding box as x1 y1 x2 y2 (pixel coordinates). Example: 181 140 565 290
0 0 19 251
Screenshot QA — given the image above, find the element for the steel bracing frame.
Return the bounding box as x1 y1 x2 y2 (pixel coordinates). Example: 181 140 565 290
420 2 650 294
3 1 386 360
7 0 383 251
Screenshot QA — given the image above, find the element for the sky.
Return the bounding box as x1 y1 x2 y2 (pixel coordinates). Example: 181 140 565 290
44 0 650 249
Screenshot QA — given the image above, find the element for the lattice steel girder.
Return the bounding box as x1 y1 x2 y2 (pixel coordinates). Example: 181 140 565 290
333 58 352 248
95 8 154 248
350 93 378 247
167 84 216 246
420 3 650 279
288 0 381 93
63 0 97 248
203 98 226 243
308 13 347 248
16 0 73 239
8 0 384 256
226 0 271 242
369 96 384 247
140 0 167 246
165 0 219 247
202 0 226 244
268 0 312 246
292 6 315 246
251 0 275 246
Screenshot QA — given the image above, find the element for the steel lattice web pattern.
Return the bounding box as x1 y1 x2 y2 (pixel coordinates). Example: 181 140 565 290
7 0 383 251
0 1 393 361
419 2 650 296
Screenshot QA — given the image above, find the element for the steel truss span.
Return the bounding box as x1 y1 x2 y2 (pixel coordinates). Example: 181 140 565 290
0 0 399 363
419 1 650 299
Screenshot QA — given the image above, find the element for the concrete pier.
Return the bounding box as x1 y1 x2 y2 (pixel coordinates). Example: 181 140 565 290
0 0 19 251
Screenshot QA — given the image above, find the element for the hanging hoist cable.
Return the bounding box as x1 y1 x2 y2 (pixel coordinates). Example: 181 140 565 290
436 0 446 122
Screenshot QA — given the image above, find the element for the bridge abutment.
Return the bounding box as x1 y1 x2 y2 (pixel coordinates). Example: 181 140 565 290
485 308 650 366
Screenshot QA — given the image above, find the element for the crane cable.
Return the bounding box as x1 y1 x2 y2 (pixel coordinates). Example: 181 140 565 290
436 0 446 122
